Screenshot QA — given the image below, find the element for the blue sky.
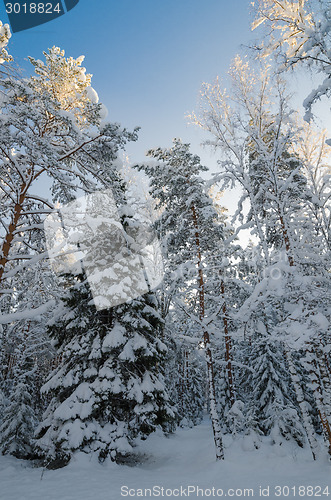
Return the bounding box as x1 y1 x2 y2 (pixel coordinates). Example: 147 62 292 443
1 0 255 169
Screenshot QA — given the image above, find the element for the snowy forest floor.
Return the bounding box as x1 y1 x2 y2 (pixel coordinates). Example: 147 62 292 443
0 418 330 500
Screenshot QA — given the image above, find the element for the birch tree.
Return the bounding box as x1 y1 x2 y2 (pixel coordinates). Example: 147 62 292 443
192 56 331 458
252 0 331 122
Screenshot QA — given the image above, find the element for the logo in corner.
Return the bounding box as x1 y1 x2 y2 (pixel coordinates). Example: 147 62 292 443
3 0 80 33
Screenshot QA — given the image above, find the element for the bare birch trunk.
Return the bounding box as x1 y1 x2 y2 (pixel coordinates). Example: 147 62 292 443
206 344 224 460
191 203 224 460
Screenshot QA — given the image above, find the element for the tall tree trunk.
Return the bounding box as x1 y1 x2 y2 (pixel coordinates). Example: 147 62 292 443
279 213 294 267
190 203 224 461
0 183 27 290
205 343 224 460
178 348 189 417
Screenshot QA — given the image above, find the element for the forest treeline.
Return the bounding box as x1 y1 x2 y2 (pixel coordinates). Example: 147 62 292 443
0 0 330 467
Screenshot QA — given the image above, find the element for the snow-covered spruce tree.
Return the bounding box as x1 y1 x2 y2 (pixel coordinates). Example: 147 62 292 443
163 313 206 428
36 271 174 466
237 208 330 456
136 139 227 460
0 348 38 459
243 332 305 447
36 191 174 466
288 349 323 447
234 256 310 448
179 348 206 427
0 259 54 460
0 257 56 458
236 250 330 458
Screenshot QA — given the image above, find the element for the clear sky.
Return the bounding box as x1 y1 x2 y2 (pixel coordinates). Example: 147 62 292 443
1 0 255 171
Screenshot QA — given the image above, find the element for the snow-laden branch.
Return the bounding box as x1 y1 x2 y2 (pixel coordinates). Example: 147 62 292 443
0 299 56 324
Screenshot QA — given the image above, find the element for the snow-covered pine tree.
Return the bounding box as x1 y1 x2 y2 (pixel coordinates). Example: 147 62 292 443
0 44 137 313
136 139 227 460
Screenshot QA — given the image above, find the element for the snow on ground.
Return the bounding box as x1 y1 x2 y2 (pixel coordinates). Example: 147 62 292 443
0 419 329 500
